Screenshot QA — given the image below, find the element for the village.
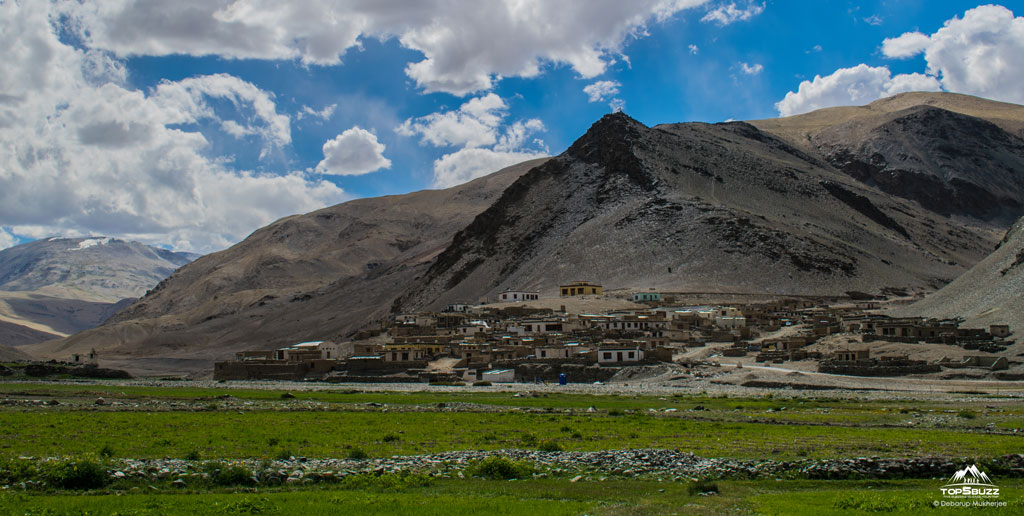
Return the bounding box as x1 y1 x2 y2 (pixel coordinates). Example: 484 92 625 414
214 280 1018 384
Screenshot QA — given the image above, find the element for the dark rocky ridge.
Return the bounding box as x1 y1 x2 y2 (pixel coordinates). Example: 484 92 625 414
811 105 1024 222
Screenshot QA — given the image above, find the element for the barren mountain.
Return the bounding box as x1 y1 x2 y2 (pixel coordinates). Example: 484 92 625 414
32 93 1024 374
395 112 1001 312
29 159 546 367
752 92 1024 222
0 238 196 346
894 216 1024 334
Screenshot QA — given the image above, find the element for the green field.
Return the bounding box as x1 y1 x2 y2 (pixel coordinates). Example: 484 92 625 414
3 381 1024 514
2 479 1023 515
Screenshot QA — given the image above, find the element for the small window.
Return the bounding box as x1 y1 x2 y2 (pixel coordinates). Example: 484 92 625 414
603 352 612 359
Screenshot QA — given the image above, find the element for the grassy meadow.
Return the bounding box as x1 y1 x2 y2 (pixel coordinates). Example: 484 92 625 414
2 381 1024 514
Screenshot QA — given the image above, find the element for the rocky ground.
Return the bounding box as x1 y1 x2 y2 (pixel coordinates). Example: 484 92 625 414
7 450 1024 492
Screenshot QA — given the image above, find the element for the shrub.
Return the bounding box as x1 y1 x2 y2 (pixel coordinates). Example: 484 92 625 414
210 465 255 487
267 437 280 447
184 449 202 461
608 409 623 416
216 496 276 515
381 433 400 443
466 456 536 480
518 433 538 447
473 381 492 386
570 431 584 440
958 409 977 419
559 425 573 433
98 444 115 458
537 440 563 452
50 460 108 490
274 449 294 461
687 479 719 496
347 448 368 460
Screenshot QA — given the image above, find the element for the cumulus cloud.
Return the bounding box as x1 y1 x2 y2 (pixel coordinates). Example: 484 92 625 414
739 62 763 75
882 31 931 59
62 0 709 96
779 5 1024 117
775 64 941 116
432 148 547 189
0 2 345 253
883 5 1024 104
397 93 509 149
701 1 765 25
583 81 621 102
315 127 391 176
397 94 547 187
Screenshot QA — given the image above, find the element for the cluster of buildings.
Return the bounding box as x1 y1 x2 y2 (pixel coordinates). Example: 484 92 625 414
214 282 1017 382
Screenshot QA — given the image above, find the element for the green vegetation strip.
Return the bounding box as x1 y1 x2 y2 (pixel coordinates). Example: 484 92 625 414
2 479 1023 516
1 410 1021 461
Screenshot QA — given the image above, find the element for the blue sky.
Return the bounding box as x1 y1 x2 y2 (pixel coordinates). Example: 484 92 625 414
1 1 1022 253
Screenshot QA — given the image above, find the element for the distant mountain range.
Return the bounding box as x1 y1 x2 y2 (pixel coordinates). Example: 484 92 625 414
27 92 1024 374
0 237 197 348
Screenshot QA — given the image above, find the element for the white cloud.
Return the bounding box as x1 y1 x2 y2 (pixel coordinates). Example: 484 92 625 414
315 127 391 176
863 14 883 26
884 5 1024 104
433 148 546 189
583 80 621 102
739 62 763 75
780 4 1024 116
0 2 346 253
775 64 941 116
397 93 509 149
689 44 699 54
397 94 547 187
701 1 765 25
0 227 16 250
62 0 710 96
882 31 931 59
297 103 337 121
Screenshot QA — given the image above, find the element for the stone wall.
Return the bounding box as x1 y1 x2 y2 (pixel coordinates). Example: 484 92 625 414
514 362 620 383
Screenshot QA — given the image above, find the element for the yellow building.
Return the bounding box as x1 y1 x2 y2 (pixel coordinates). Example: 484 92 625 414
559 281 603 296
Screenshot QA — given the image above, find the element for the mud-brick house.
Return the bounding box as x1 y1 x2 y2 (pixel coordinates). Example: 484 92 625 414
534 346 571 359
560 281 603 296
832 349 870 362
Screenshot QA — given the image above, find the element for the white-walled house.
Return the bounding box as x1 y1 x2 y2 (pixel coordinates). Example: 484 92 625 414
498 290 540 302
596 348 644 364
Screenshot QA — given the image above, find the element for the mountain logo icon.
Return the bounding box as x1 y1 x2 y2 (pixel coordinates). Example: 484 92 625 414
945 464 995 487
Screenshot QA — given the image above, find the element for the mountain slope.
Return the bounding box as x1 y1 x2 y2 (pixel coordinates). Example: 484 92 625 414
395 112 1000 312
894 216 1024 333
29 159 547 367
0 238 197 346
34 93 1023 374
752 92 1024 222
